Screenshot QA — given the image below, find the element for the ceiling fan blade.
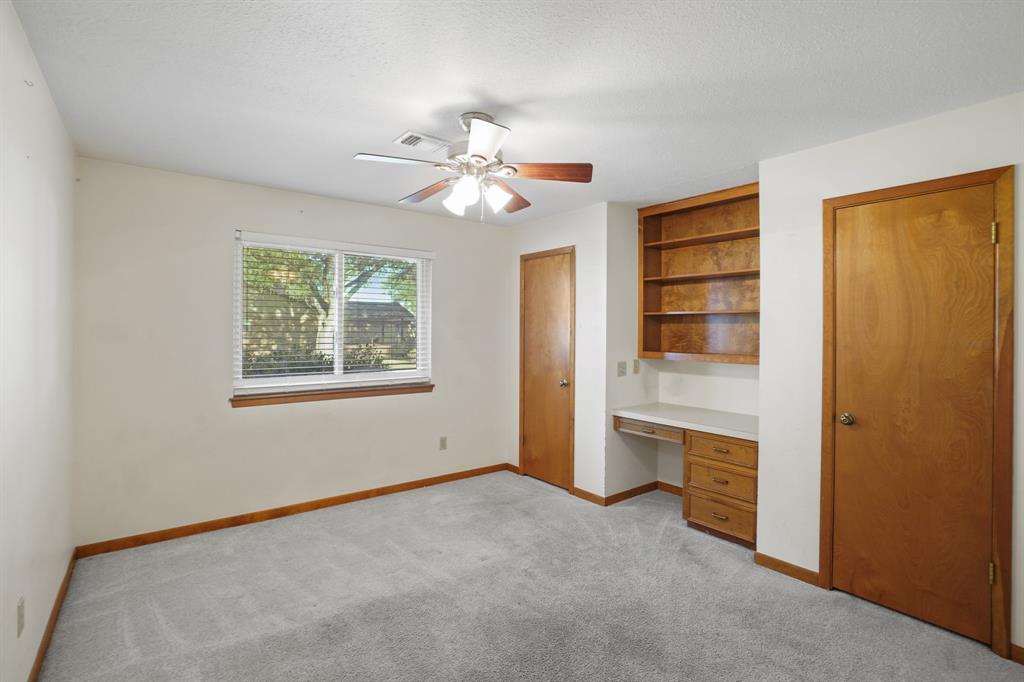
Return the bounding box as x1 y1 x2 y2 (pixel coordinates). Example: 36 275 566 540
467 118 510 162
504 163 593 183
490 179 531 213
354 153 438 165
398 179 452 204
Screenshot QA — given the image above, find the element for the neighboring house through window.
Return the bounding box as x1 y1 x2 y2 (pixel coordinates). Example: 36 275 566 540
233 231 432 396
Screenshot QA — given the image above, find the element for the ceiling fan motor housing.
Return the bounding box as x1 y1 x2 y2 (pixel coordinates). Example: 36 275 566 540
446 139 503 165
458 111 495 132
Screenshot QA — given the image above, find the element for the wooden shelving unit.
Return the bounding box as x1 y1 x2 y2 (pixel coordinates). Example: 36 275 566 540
637 182 760 364
643 268 760 283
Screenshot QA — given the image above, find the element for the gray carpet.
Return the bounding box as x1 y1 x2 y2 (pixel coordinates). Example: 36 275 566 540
40 472 1023 681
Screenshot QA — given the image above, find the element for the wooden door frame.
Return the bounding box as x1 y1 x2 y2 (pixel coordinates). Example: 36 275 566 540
819 165 1014 657
519 246 576 491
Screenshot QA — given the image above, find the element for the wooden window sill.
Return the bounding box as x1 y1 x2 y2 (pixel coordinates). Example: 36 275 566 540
230 383 434 408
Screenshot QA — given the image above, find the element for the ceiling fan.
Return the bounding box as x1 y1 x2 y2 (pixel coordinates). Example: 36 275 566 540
354 112 593 216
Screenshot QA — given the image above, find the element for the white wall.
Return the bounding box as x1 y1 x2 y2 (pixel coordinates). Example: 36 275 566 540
604 203 658 496
0 3 75 679
757 92 1024 644
652 362 760 487
512 202 660 498
72 158 516 545
511 203 609 495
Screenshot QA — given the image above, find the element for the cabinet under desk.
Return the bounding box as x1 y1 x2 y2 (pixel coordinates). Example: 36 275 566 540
611 403 759 547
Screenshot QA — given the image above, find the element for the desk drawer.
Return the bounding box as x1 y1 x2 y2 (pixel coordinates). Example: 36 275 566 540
688 492 755 542
687 458 756 503
614 417 683 443
687 431 757 468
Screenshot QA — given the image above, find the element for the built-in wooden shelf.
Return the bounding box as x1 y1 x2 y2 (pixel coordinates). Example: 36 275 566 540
639 351 760 364
637 182 760 364
644 227 759 249
643 268 760 284
643 309 759 316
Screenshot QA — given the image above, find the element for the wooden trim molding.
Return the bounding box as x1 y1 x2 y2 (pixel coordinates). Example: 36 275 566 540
76 462 516 558
572 481 660 507
657 481 684 496
1010 644 1023 665
754 552 819 587
571 486 606 506
230 382 434 407
820 165 1014 657
605 482 658 506
28 552 76 682
637 181 759 218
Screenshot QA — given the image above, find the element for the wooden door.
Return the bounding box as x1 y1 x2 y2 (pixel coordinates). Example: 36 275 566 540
831 183 996 642
520 247 574 490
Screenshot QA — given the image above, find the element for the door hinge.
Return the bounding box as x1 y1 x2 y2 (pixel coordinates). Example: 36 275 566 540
992 222 998 244
989 561 995 585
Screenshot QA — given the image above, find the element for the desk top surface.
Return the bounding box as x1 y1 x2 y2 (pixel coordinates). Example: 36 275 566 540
612 402 758 442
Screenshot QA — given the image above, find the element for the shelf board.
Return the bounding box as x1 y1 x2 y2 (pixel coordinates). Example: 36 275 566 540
644 227 760 250
644 268 760 283
644 309 759 316
639 350 760 365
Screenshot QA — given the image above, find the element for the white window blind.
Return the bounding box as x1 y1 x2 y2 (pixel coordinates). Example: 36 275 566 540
233 231 433 394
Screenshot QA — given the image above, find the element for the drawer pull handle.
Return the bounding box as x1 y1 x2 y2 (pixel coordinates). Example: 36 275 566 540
710 512 729 521
712 446 730 454
711 477 729 485
640 428 655 434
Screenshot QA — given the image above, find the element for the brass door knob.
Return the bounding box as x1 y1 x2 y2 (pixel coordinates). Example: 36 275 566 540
839 412 856 426
559 378 569 388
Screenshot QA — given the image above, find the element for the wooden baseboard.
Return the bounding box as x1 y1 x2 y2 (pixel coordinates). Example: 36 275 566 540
1011 644 1023 665
657 481 683 496
28 552 76 682
571 486 606 506
572 481 660 507
76 462 518 558
754 552 820 586
605 481 658 505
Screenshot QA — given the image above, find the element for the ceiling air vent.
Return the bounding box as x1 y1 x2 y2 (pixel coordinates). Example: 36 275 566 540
393 131 450 155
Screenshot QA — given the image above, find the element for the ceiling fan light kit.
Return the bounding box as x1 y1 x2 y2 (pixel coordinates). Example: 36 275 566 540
441 190 466 216
354 112 593 216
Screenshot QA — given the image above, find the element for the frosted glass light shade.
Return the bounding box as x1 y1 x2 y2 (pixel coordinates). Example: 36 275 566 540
451 175 481 205
442 189 466 216
484 182 512 212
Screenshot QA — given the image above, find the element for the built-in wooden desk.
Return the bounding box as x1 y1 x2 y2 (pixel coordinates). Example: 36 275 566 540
612 403 759 547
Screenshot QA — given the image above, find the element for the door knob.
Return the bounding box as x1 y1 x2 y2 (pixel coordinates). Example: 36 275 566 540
839 412 855 426
559 378 569 388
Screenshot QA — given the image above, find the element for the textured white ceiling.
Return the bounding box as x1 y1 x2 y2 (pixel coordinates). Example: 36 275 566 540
12 0 1024 224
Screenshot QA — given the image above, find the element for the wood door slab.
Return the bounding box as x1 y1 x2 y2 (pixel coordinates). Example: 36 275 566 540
832 183 995 643
520 247 574 490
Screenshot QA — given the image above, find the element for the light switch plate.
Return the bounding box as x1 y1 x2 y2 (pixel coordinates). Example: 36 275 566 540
617 361 627 377
439 436 447 451
633 359 640 374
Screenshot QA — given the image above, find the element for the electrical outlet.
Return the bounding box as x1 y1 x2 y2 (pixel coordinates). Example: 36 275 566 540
439 436 447 451
633 359 640 374
17 597 24 637
617 361 627 377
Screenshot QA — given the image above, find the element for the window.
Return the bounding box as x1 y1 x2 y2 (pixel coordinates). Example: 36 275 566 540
233 231 432 399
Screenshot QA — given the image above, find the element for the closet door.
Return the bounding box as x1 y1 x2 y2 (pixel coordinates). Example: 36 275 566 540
519 247 574 490
831 183 995 642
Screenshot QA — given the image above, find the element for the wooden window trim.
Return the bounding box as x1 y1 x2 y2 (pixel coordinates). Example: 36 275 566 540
230 382 434 408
